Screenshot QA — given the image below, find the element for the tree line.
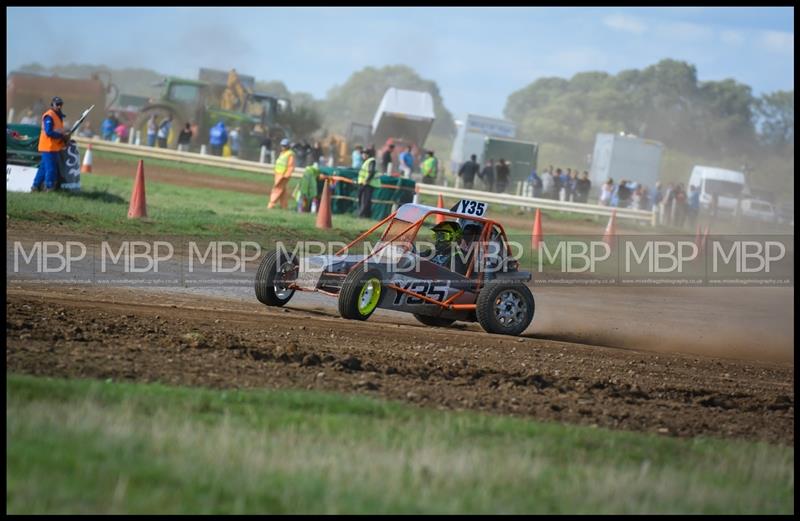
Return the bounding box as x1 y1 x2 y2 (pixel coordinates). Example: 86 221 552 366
16 60 793 193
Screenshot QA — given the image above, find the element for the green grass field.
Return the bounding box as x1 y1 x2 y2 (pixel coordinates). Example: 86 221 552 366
7 173 375 245
6 375 793 514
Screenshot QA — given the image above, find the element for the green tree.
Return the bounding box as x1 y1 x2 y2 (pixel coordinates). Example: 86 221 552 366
755 90 794 150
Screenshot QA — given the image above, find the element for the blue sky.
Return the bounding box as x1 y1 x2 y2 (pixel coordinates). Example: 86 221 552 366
6 7 794 120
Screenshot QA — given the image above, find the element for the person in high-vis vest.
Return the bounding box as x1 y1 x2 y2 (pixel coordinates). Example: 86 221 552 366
268 138 296 209
421 150 438 185
31 96 70 192
357 148 380 218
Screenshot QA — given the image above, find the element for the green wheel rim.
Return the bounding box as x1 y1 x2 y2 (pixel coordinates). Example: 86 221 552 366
357 278 381 315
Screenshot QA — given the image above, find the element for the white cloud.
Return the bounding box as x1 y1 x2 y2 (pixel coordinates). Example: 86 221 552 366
656 22 713 42
760 31 794 53
602 14 647 35
720 30 745 46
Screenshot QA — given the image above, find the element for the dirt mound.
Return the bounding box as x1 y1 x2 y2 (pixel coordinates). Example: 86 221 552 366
6 285 793 445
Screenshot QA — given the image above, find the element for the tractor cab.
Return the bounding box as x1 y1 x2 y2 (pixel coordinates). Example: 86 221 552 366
155 77 209 110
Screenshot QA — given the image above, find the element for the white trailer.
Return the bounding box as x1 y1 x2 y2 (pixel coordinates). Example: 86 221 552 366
371 88 435 150
450 114 516 171
589 133 664 190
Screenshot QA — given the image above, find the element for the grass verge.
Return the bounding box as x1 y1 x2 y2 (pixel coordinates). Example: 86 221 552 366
6 374 794 514
6 174 375 245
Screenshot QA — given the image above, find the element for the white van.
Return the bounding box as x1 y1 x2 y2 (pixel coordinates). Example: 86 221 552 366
740 199 777 223
688 166 746 213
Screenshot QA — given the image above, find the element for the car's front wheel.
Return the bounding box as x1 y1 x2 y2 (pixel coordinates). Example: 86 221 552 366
338 268 383 321
476 282 534 336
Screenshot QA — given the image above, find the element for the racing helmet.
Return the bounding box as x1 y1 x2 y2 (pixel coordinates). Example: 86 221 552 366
461 222 483 243
431 221 462 246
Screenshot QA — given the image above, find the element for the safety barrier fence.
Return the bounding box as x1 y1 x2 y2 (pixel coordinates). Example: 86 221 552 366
74 137 656 225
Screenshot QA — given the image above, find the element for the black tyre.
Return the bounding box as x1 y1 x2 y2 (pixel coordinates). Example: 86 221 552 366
476 282 535 336
413 314 456 328
338 268 383 321
254 250 297 307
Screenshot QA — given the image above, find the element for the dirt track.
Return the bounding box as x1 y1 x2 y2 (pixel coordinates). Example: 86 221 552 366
6 284 794 445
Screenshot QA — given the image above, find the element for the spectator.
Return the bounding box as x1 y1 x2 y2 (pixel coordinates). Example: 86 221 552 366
177 123 193 152
527 168 543 198
552 168 563 200
616 179 632 208
479 159 495 192
352 145 364 169
114 121 129 143
639 185 650 210
568 169 579 201
576 171 591 203
651 182 664 215
381 143 395 174
673 183 688 227
101 114 116 141
664 183 676 225
399 146 414 178
229 126 241 157
599 178 614 206
688 184 701 228
312 141 323 165
632 185 643 210
157 116 172 148
146 114 158 147
559 168 570 201
421 150 438 185
541 167 554 200
495 158 510 193
209 120 228 156
268 138 295 210
458 154 481 190
357 147 379 217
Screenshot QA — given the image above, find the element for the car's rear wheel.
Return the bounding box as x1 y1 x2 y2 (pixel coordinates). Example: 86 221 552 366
476 282 534 336
338 268 383 320
413 314 455 328
255 250 297 306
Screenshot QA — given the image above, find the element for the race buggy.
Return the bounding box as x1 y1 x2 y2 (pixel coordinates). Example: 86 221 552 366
254 199 535 336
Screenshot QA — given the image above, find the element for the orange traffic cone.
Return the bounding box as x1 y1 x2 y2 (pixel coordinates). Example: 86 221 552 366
315 178 332 229
127 160 147 219
603 209 617 247
81 143 93 173
531 208 543 250
436 194 445 224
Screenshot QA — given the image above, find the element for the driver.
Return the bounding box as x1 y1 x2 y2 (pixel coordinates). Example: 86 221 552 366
420 221 468 274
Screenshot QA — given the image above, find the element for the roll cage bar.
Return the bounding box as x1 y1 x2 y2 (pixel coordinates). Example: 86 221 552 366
315 206 518 312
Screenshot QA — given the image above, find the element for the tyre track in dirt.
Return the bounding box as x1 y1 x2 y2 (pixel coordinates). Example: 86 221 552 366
6 284 793 445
